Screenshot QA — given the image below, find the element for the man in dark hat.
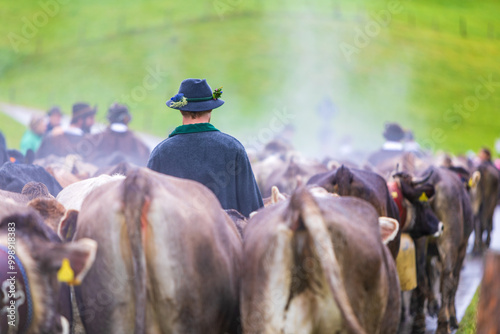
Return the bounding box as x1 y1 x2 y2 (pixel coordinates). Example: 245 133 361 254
147 78 263 217
46 106 63 134
36 102 96 159
367 122 406 167
86 103 150 167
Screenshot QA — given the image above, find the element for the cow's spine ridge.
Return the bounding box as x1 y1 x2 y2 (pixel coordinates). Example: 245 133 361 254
122 170 149 334
296 188 367 334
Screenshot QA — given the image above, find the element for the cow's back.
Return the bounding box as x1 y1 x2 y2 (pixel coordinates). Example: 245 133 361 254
242 193 400 334
74 168 241 334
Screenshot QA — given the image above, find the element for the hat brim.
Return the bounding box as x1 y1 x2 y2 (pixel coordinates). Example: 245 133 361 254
72 109 96 120
167 98 224 112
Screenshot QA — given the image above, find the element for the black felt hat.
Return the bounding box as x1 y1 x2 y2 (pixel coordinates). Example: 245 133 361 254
166 79 224 112
383 123 405 141
72 102 96 121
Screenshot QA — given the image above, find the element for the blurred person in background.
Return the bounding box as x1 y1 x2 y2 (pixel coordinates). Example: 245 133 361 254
403 130 424 157
46 106 63 134
367 122 405 166
86 103 150 167
20 114 47 155
477 147 493 166
36 102 96 159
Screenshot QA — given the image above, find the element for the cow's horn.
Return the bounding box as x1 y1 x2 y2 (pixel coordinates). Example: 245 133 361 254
412 169 433 185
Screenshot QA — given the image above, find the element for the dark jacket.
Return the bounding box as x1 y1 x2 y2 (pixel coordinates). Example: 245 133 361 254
85 127 151 167
147 123 263 217
36 131 86 159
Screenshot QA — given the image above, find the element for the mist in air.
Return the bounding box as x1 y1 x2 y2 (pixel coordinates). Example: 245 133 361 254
224 1 416 162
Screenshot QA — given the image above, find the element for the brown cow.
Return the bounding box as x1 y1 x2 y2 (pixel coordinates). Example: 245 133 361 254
241 187 400 334
0 201 96 334
470 162 500 253
62 168 242 333
261 155 328 198
0 182 66 232
307 165 402 259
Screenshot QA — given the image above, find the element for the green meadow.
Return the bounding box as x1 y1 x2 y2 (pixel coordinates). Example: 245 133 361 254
1 0 499 156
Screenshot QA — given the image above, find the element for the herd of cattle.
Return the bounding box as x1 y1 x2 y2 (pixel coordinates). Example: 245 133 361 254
1 137 499 334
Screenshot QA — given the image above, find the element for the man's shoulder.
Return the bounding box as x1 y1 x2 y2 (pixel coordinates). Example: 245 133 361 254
213 131 245 149
150 130 247 155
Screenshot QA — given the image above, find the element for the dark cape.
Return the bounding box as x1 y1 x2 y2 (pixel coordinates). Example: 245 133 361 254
147 123 263 217
36 132 87 159
85 128 151 167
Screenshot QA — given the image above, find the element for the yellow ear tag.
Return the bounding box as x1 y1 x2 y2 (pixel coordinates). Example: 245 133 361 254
419 192 428 202
57 258 75 284
468 178 473 188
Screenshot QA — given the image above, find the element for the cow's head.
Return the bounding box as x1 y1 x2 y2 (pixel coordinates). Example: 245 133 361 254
307 165 354 196
0 203 97 334
392 170 443 239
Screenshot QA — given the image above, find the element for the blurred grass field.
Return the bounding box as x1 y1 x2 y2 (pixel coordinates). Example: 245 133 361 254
0 111 26 149
0 0 499 155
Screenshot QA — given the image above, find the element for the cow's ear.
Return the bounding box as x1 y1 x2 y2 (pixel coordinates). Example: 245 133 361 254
378 217 399 244
271 186 286 204
58 210 79 242
414 184 435 202
43 238 97 286
28 198 66 231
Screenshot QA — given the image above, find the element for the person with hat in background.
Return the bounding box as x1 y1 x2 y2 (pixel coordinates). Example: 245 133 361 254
147 78 263 217
86 103 150 167
367 122 406 167
46 106 63 135
20 114 47 155
36 102 96 159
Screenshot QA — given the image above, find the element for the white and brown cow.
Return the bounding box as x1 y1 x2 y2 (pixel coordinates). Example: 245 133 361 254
61 168 242 333
56 174 126 211
241 186 400 334
0 201 96 334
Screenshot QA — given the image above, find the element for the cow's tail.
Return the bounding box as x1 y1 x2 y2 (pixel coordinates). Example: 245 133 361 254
288 187 366 334
122 170 149 334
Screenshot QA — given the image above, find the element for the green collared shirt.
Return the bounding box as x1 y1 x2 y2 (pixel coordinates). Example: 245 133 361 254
168 123 219 138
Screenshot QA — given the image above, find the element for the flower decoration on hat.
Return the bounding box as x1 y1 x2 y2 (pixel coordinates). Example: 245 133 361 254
169 93 188 108
212 87 223 100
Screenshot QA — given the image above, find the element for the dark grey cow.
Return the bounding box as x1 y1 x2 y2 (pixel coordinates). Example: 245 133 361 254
407 167 473 334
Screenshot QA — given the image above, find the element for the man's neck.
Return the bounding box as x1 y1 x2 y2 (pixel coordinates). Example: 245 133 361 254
182 117 211 125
